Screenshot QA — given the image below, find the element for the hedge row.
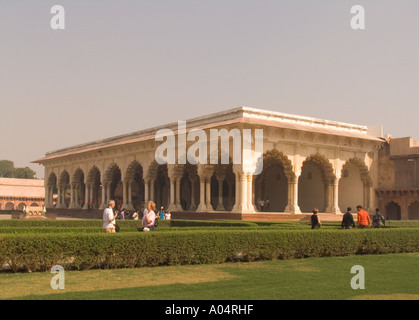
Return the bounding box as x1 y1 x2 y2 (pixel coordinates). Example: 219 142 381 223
0 226 259 234
0 219 344 231
2 218 417 229
0 228 417 273
0 219 259 228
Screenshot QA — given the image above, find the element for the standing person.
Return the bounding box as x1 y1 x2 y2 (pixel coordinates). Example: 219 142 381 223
159 206 165 220
310 208 322 229
131 210 139 220
259 199 265 212
103 200 118 233
341 207 356 229
265 198 270 212
142 201 156 231
120 208 125 220
165 210 171 220
356 205 371 229
373 208 386 228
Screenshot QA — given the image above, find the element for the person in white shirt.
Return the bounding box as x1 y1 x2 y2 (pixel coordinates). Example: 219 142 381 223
131 210 139 220
164 210 171 220
103 200 118 233
142 201 156 231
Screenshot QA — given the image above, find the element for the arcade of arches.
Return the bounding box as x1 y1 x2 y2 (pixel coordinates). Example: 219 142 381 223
43 151 376 215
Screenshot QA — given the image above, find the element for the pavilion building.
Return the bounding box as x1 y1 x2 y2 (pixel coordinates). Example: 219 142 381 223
33 107 386 216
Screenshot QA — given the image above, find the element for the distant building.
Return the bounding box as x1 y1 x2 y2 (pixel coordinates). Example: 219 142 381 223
377 137 419 219
0 178 45 210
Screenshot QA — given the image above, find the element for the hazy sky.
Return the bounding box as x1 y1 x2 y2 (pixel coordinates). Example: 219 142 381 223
1 0 418 179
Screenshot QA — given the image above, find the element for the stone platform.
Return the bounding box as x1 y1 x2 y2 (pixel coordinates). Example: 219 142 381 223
45 208 343 222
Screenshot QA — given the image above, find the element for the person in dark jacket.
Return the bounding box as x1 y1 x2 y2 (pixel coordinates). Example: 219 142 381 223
342 207 356 229
372 208 386 228
310 208 322 229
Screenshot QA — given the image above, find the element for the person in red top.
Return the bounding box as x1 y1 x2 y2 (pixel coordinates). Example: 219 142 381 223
356 205 371 228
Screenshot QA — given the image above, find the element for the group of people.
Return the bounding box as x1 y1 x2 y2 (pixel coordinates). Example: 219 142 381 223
104 199 387 233
102 200 172 233
258 198 271 212
310 205 386 229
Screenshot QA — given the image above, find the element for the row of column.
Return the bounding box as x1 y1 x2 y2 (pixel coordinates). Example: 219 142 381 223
47 173 373 214
257 175 373 214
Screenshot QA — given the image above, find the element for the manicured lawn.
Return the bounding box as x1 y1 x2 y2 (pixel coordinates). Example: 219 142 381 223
1 253 417 300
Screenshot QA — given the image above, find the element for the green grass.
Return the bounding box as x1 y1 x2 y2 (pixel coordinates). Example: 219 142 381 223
1 218 417 300
1 253 417 300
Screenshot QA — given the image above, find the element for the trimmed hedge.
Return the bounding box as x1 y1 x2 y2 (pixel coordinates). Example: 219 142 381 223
167 219 258 228
0 228 418 273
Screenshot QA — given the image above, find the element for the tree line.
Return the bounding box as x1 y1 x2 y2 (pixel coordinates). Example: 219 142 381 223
0 160 37 179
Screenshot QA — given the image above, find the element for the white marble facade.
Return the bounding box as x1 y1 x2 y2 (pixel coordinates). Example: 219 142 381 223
34 107 384 214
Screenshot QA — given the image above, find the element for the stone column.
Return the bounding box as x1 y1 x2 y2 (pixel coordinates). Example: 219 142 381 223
84 184 90 210
364 181 373 213
74 185 81 208
232 171 242 212
144 179 149 203
90 185 95 209
332 179 341 214
122 180 129 209
227 180 234 210
127 181 134 211
240 173 248 211
326 179 341 214
176 178 182 211
285 176 301 214
368 183 374 213
257 178 264 211
57 186 63 208
99 184 106 209
232 171 248 212
69 184 75 208
189 176 197 211
205 177 213 211
216 173 225 211
246 174 256 213
149 178 155 203
45 186 51 208
196 175 207 212
167 178 177 211
106 184 111 204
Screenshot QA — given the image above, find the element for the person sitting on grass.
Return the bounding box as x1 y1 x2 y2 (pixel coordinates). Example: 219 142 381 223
141 201 156 232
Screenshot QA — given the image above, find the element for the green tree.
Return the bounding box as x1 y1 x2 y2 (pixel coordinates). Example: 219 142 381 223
0 160 15 178
0 160 37 179
14 167 37 179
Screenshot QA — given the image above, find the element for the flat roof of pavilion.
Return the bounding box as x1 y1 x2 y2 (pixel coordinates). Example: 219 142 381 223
33 106 384 163
0 178 45 198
